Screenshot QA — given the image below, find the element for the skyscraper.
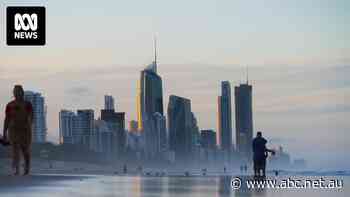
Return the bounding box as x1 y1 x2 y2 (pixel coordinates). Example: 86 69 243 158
104 95 115 110
153 112 167 156
59 109 94 147
24 91 47 143
93 119 114 160
101 110 125 131
190 112 200 147
74 109 94 148
137 60 163 129
101 109 126 158
235 83 253 158
217 81 233 151
59 110 75 144
168 95 192 162
137 39 165 159
200 130 216 149
200 129 217 162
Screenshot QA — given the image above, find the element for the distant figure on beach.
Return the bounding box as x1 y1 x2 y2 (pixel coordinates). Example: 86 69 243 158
252 131 275 177
3 85 33 176
123 164 128 174
137 165 141 173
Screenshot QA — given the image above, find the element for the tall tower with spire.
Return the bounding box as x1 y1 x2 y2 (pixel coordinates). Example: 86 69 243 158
235 68 253 159
144 37 157 73
217 81 233 152
137 38 166 159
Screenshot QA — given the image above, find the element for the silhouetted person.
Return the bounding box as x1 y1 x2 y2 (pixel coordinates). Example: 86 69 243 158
123 164 128 174
3 85 33 175
252 131 275 177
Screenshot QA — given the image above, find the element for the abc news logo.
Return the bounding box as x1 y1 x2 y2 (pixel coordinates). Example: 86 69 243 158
7 6 45 46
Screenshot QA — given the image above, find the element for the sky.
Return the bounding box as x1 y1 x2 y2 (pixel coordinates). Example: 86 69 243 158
0 0 349 169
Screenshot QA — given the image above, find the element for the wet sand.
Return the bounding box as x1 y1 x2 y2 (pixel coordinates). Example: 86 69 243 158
0 174 348 197
0 174 90 190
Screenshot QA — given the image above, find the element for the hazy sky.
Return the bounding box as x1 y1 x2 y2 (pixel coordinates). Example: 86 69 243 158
0 0 349 169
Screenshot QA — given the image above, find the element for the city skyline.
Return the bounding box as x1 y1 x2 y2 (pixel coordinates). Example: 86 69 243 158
0 64 348 169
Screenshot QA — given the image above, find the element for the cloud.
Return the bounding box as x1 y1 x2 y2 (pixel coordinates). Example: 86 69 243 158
65 86 91 96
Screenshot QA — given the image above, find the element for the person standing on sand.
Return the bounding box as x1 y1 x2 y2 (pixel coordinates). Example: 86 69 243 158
252 131 275 177
3 85 33 176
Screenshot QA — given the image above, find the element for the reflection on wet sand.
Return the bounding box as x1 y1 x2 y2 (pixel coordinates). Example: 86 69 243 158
0 175 348 197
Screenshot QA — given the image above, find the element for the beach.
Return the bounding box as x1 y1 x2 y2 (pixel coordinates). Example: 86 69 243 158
0 174 348 197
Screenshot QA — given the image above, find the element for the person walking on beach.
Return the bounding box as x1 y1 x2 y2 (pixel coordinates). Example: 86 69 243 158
3 85 33 176
252 131 275 177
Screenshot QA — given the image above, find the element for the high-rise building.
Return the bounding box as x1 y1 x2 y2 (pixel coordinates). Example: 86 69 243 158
127 131 142 152
154 112 167 154
73 109 94 148
101 110 125 131
235 83 253 158
93 119 114 160
168 95 192 162
24 91 47 143
137 40 165 159
101 109 126 158
140 112 168 159
137 62 163 129
190 112 200 147
59 110 75 144
200 130 216 149
137 39 163 130
189 112 201 163
199 129 217 163
217 81 233 151
104 95 115 110
128 120 138 133
59 109 94 147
